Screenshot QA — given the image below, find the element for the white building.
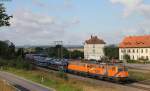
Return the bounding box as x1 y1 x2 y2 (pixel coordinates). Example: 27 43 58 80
84 35 106 60
119 35 150 61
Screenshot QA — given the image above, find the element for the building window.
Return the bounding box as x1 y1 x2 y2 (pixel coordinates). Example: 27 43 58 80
121 49 125 53
128 49 130 53
137 49 138 53
141 49 143 53
146 49 148 53
124 49 126 53
133 49 135 53
133 56 134 60
93 49 95 53
146 56 149 60
121 55 123 60
121 49 123 52
93 45 95 48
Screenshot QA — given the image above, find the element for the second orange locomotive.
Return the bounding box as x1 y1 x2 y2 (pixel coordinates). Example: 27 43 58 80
67 61 128 81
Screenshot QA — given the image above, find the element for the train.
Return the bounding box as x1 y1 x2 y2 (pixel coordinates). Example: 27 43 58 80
25 54 129 81
67 61 128 81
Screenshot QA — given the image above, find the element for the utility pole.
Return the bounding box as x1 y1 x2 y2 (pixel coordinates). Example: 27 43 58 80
54 41 63 60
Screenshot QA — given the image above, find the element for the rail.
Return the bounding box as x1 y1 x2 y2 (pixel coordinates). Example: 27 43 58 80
0 78 20 91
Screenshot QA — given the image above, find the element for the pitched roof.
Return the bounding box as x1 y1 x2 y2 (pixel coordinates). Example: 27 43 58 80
119 35 150 48
85 35 106 44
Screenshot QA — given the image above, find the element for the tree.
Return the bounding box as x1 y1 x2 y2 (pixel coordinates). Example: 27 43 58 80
16 48 24 58
0 40 8 57
7 42 15 58
0 4 12 27
47 45 68 58
0 40 15 59
139 56 149 64
46 45 84 59
35 47 44 53
104 45 119 59
71 50 84 59
123 54 130 63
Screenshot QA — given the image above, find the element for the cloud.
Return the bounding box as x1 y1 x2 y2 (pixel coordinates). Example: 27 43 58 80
110 0 150 42
0 9 80 46
31 0 74 12
110 0 150 18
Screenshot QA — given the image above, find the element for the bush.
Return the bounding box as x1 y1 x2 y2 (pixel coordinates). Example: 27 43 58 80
127 60 136 63
0 57 33 70
57 70 68 81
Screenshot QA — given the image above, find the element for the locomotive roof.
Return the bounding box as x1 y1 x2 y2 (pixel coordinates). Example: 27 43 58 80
69 61 125 67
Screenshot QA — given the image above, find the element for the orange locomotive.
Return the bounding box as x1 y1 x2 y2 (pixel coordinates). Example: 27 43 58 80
67 61 129 81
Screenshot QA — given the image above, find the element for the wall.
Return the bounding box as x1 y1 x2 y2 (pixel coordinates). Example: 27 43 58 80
84 44 105 60
119 48 150 61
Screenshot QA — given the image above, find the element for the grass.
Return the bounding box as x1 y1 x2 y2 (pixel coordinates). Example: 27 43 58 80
128 69 150 81
2 67 118 91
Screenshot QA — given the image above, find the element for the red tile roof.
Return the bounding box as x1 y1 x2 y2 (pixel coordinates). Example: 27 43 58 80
85 35 106 44
119 35 150 48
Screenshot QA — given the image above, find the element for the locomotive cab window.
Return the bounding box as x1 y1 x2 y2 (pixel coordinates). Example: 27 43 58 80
118 68 123 72
124 67 128 71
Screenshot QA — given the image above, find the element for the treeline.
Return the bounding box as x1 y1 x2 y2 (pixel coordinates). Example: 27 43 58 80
35 45 118 60
0 40 25 59
0 4 32 70
35 45 84 59
0 40 32 70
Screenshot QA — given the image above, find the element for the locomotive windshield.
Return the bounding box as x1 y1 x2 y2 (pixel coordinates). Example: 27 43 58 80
118 66 128 72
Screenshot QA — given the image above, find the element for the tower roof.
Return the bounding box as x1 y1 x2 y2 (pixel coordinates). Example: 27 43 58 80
85 35 105 44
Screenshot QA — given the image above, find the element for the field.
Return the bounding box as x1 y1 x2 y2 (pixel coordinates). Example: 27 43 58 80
3 67 118 91
1 66 150 91
128 69 150 81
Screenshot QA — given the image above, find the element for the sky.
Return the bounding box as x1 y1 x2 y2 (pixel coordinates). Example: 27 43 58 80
0 0 150 46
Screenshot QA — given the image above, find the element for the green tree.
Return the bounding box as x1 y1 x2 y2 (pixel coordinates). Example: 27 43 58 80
7 42 15 58
47 45 70 58
63 48 69 58
139 56 149 64
16 48 24 58
0 40 15 59
46 45 84 59
0 4 12 27
0 41 8 58
123 54 130 63
104 45 119 59
71 50 84 59
35 47 44 53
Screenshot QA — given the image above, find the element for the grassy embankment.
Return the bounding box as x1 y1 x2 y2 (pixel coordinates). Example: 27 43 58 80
128 69 150 81
2 67 118 91
1 58 150 91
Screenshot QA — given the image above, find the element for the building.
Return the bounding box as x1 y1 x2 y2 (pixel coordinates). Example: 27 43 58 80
84 35 106 60
119 35 150 61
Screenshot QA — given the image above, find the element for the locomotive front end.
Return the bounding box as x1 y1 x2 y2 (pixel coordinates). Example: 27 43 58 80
115 65 129 81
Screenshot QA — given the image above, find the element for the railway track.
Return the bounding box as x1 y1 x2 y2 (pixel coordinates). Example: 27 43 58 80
138 79 150 85
36 66 150 91
125 83 150 91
